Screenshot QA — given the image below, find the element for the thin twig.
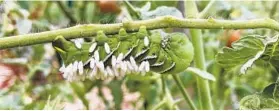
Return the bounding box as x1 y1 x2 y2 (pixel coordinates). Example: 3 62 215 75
198 0 216 18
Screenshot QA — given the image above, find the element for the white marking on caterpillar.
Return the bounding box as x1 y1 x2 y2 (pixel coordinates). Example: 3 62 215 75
160 62 175 74
104 43 111 54
142 55 157 61
103 50 114 62
144 36 149 46
151 61 164 67
89 43 97 53
124 48 134 59
135 48 149 59
74 40 82 49
78 61 83 75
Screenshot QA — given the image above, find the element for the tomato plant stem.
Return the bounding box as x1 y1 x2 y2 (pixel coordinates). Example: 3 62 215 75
185 1 213 109
172 74 197 110
1 17 279 49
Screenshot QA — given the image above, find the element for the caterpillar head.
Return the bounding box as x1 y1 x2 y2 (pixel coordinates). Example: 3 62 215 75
52 36 90 65
161 33 194 74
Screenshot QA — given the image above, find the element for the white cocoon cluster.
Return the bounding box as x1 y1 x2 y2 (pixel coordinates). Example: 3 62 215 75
60 42 151 81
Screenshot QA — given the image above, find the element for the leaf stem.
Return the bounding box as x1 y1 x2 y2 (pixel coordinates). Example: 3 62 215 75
198 0 216 18
172 74 197 110
151 98 167 110
123 0 141 19
1 16 279 49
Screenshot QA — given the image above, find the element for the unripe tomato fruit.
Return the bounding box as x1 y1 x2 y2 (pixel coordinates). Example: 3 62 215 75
226 30 241 47
97 0 121 13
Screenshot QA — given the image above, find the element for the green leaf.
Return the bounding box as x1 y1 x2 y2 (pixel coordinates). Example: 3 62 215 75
186 67 216 81
216 35 277 74
261 36 279 73
239 81 279 110
108 80 123 110
140 6 183 20
261 81 279 102
239 94 261 110
70 82 89 109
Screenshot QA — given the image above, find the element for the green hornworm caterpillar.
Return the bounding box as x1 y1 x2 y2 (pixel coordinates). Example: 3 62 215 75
53 26 194 81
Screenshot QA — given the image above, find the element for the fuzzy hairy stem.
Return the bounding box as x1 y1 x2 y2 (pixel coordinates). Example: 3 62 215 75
0 16 279 49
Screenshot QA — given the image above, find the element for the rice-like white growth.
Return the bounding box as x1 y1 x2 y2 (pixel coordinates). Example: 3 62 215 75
125 61 134 72
111 55 117 67
120 61 127 72
60 50 152 81
130 56 138 72
94 50 100 62
73 61 78 72
144 36 149 46
106 67 114 77
145 61 150 72
90 58 95 69
138 61 145 72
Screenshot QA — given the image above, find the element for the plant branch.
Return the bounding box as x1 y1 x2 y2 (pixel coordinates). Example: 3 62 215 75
0 16 279 49
172 74 197 110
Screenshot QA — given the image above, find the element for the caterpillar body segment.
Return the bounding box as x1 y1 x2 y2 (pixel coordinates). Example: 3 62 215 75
53 26 194 81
